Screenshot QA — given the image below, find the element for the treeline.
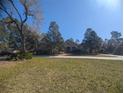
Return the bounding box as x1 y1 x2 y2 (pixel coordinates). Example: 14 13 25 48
0 19 123 56
0 0 122 60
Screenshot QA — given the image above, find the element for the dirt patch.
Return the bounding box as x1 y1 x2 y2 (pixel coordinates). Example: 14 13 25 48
0 61 17 68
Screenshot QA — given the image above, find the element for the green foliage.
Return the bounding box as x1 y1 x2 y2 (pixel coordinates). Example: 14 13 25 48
9 52 32 60
103 31 123 55
0 21 10 51
111 31 121 39
64 38 79 53
47 21 64 54
8 24 21 50
0 17 123 55
82 28 102 54
24 52 33 59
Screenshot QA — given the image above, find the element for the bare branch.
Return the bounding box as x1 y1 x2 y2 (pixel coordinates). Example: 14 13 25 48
8 0 23 22
22 3 28 24
0 7 20 31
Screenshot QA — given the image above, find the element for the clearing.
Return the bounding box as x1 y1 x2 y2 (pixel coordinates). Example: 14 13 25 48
0 58 122 93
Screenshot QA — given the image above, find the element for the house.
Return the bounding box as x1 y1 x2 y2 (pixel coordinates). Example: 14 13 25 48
64 39 78 53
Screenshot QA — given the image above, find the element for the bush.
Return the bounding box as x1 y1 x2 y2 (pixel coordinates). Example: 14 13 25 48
0 51 12 56
24 52 32 59
9 52 32 60
35 49 51 55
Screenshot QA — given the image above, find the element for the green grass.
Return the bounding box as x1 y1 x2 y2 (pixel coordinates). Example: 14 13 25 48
0 58 122 93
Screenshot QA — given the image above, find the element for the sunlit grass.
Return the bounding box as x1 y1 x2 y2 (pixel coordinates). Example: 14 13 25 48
0 58 122 93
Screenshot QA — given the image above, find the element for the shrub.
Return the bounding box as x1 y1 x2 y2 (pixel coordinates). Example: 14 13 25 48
35 49 51 55
9 52 32 60
23 52 32 59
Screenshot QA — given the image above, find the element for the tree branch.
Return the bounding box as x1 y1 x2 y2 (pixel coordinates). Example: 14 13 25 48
0 7 20 31
22 3 28 24
8 0 23 22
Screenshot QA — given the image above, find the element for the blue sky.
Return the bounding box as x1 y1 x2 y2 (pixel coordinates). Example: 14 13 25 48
39 0 122 41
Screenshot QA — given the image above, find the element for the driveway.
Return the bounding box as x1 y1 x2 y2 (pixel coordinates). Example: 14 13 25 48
39 55 123 60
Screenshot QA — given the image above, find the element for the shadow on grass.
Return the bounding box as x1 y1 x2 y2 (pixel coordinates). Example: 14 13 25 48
0 56 14 62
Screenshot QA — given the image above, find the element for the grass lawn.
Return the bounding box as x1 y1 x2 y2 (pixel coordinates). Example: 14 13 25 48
0 58 122 93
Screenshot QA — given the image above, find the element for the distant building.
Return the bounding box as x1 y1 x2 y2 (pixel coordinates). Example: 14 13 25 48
64 40 78 53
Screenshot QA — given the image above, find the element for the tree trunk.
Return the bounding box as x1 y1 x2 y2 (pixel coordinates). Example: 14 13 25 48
35 39 38 52
20 26 26 53
21 34 26 53
89 48 92 54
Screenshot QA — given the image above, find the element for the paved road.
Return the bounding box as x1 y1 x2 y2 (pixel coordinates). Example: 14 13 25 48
39 55 123 60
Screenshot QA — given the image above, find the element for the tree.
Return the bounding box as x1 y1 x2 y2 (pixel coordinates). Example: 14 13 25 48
111 31 121 39
100 39 109 53
8 22 42 52
64 38 79 53
106 31 123 55
0 19 8 52
0 20 10 51
113 40 123 55
35 33 52 55
24 26 42 52
82 28 102 54
8 24 21 50
0 17 43 59
0 0 42 53
47 21 64 54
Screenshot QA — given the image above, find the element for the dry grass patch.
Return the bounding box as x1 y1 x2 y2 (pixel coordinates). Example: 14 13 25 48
0 61 17 68
0 58 122 93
